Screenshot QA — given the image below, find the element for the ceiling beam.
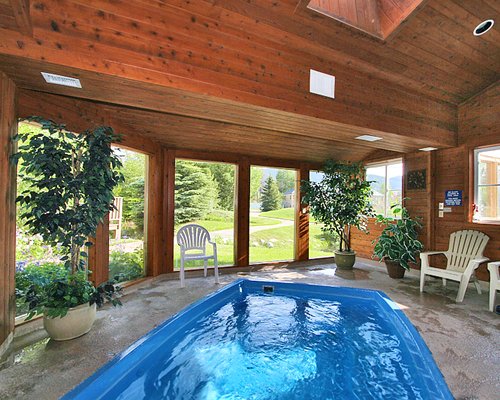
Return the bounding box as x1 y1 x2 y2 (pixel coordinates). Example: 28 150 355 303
8 0 32 36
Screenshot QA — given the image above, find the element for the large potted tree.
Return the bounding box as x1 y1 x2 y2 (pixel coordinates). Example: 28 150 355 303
13 117 123 340
372 204 424 279
302 160 374 269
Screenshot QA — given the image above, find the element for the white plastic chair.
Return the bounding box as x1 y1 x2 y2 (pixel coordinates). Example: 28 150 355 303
176 224 219 288
420 230 489 302
487 262 500 312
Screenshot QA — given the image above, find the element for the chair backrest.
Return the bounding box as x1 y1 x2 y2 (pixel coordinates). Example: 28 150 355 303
177 224 211 251
446 230 489 272
109 197 123 222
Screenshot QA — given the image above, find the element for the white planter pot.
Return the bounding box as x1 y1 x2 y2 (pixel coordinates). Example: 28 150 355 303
43 302 97 341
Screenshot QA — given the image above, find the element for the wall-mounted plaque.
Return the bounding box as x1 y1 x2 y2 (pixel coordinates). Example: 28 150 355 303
406 169 426 190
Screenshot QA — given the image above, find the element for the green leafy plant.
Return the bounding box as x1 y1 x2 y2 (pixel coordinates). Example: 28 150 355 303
302 160 375 252
12 117 124 317
372 204 424 270
18 267 122 319
109 249 144 283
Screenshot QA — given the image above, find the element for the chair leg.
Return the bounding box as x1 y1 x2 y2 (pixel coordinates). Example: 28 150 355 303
473 275 482 295
456 274 471 303
420 271 426 293
204 259 208 278
442 278 447 287
214 260 219 285
489 284 496 312
180 258 185 288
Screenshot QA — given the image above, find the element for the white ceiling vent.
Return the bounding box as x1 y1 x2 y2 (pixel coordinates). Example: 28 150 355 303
309 69 335 99
41 72 82 88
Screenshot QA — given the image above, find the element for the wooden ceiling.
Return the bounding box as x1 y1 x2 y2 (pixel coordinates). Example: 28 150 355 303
308 0 426 39
0 0 499 162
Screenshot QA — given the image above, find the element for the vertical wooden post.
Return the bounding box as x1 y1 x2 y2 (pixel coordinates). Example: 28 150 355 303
235 158 250 267
163 149 175 274
146 147 166 276
295 165 309 261
0 72 17 356
89 219 109 286
427 151 436 251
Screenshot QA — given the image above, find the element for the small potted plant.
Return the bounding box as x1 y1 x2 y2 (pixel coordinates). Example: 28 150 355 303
372 204 424 279
302 160 375 269
13 117 124 340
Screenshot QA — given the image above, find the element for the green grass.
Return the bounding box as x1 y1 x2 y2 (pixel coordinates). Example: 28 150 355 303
259 208 295 220
175 210 280 233
173 213 337 269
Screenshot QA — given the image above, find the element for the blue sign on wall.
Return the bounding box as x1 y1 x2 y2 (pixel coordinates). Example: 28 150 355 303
445 190 462 206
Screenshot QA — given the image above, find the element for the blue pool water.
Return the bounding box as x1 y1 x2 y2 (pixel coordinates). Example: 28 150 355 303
63 279 453 399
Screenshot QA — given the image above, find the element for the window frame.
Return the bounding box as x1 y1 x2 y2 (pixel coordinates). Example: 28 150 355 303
365 158 403 218
473 145 500 224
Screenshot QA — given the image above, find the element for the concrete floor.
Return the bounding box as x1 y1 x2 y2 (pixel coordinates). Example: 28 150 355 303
0 259 498 400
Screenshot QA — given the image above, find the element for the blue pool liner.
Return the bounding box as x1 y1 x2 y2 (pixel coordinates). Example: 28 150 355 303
61 279 453 400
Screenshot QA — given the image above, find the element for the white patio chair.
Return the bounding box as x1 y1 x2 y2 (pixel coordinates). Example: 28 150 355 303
487 262 500 312
176 224 219 288
420 230 489 303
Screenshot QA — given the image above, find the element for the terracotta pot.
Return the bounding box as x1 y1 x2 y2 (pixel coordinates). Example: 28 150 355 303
334 251 356 270
384 259 406 279
43 302 96 341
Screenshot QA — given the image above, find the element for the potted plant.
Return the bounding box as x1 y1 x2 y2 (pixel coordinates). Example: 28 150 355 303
13 117 124 340
372 204 424 279
302 160 374 269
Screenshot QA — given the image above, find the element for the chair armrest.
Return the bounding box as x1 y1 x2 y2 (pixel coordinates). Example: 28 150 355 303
471 257 489 265
464 257 490 274
488 262 500 280
420 251 447 256
420 251 447 270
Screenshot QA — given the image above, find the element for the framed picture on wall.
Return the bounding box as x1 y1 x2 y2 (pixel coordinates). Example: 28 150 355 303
406 169 426 190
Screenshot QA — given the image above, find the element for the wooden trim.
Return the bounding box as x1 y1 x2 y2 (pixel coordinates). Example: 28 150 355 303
235 158 250 267
428 151 436 250
164 149 175 274
295 165 309 261
146 148 158 276
0 72 17 355
88 219 109 286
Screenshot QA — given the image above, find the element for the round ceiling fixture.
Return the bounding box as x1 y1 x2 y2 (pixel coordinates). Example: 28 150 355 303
473 19 494 36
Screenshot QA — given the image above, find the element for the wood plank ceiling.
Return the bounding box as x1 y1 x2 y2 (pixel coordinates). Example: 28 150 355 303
0 0 499 162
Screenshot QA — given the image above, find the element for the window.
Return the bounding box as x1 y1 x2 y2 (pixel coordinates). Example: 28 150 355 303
308 170 338 258
174 159 237 269
249 166 297 263
109 147 147 283
366 160 403 218
474 146 500 223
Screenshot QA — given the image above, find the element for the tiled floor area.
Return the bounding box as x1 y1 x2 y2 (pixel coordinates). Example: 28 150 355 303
1 259 499 399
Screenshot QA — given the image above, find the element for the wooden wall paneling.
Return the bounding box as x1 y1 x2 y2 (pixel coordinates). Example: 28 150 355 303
88 219 109 286
295 165 309 261
163 148 175 274
235 158 250 267
458 81 500 145
0 71 16 356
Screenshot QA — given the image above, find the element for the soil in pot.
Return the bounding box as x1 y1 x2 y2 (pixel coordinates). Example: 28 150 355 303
385 260 406 279
335 251 356 270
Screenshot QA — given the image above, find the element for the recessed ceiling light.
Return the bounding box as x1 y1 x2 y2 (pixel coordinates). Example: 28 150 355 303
41 72 82 88
473 19 494 36
419 147 438 152
355 135 382 142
